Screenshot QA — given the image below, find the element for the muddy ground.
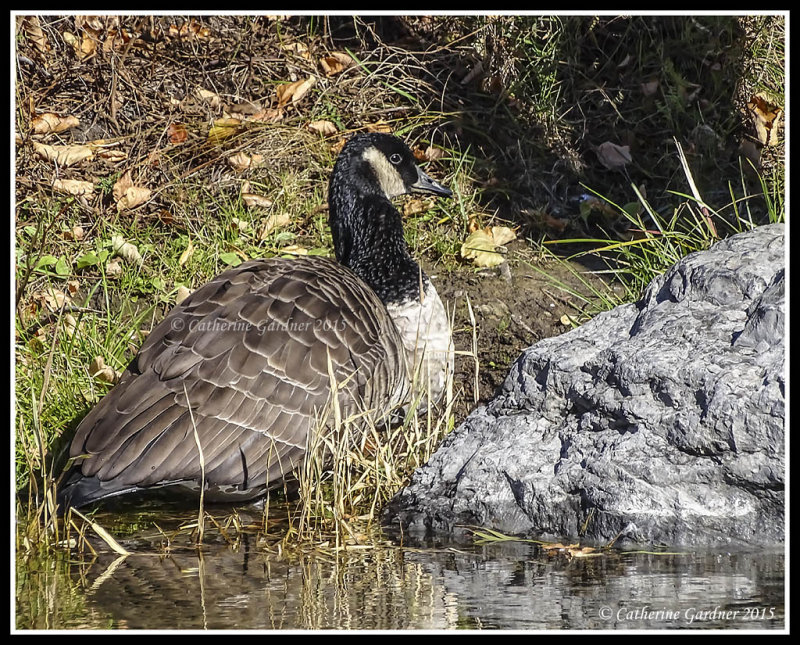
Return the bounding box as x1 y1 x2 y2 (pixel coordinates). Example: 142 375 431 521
427 244 610 422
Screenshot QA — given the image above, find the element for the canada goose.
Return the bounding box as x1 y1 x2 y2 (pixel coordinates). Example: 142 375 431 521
57 132 453 510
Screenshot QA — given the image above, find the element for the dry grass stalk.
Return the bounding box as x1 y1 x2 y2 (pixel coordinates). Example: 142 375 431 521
185 383 206 545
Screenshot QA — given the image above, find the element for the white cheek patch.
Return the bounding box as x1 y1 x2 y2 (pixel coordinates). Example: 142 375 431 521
362 146 406 198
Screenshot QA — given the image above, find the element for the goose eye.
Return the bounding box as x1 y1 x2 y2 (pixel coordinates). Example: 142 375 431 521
389 153 402 165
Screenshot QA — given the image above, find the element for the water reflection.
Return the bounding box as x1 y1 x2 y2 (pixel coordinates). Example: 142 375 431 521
15 509 785 630
401 541 785 630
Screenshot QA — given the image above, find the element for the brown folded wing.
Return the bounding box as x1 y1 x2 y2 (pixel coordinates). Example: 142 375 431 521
69 256 409 496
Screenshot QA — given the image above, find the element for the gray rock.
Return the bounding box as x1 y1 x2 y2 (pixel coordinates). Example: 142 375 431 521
385 224 785 547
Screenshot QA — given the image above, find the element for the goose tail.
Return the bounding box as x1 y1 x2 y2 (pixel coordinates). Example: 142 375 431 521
56 469 138 513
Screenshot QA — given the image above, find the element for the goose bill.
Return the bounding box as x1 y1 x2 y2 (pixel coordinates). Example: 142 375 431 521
410 167 452 197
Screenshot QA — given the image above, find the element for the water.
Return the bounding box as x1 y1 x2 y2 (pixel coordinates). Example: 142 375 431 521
15 506 785 631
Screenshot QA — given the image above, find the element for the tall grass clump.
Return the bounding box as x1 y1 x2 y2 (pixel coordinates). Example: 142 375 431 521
280 322 459 550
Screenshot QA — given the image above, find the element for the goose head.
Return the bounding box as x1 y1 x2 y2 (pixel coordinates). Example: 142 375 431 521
331 132 451 201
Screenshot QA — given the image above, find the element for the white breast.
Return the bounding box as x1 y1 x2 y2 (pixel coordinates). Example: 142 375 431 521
385 281 453 412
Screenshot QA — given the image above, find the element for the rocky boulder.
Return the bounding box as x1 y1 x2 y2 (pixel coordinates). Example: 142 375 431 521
385 224 785 547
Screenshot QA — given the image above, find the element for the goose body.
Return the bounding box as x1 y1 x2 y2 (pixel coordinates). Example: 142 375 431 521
58 133 453 509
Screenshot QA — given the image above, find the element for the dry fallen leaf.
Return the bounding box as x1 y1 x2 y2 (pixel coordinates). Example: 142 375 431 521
276 76 316 108
179 238 195 266
168 19 212 41
364 121 392 134
66 279 81 296
112 170 133 202
61 31 79 50
230 217 251 234
116 186 151 211
595 141 632 171
167 122 189 144
228 153 249 172
542 542 600 558
319 51 354 76
31 113 80 135
568 547 601 558
33 142 94 166
227 152 264 172
641 79 660 97
280 244 308 256
579 194 620 221
747 93 783 147
248 108 284 123
52 178 94 197
75 15 104 34
226 100 265 119
242 193 274 209
402 197 433 217
307 120 338 136
258 212 291 239
32 287 71 312
63 29 96 60
96 148 127 163
541 542 580 552
79 32 97 59
17 299 39 328
413 145 446 162
467 215 481 233
105 258 122 277
207 117 243 144
63 226 86 241
490 225 517 247
155 209 174 227
113 171 150 211
175 284 192 305
560 313 580 327
111 234 143 265
424 145 445 161
20 16 50 57
460 225 516 267
329 137 347 156
62 313 80 338
285 41 311 60
102 26 132 54
89 356 121 385
195 86 223 110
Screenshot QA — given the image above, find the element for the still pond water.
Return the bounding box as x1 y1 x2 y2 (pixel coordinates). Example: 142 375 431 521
16 502 785 631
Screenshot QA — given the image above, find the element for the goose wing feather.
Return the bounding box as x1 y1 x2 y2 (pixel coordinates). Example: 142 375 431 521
69 256 409 497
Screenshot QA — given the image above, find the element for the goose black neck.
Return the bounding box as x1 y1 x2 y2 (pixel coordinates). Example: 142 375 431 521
329 178 423 306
